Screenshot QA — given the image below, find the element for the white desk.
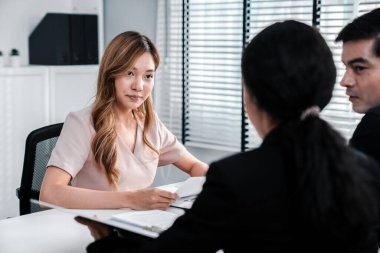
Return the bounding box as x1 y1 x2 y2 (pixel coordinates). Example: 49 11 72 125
0 209 93 253
0 206 185 253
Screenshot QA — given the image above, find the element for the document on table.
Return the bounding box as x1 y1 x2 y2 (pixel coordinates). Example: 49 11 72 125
30 199 184 238
156 176 206 209
111 210 180 233
29 178 204 237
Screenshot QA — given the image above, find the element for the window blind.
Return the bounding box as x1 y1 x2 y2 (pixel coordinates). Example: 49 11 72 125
359 0 380 14
156 0 380 153
184 0 244 152
319 0 359 140
245 0 314 150
155 0 184 141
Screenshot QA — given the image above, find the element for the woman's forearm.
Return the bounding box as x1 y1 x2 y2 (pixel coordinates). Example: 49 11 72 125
40 181 176 210
189 161 209 176
40 184 130 209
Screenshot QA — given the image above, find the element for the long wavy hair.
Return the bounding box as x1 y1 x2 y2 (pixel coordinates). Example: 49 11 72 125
91 31 160 188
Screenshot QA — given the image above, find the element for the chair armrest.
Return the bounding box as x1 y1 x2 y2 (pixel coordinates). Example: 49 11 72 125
16 187 20 199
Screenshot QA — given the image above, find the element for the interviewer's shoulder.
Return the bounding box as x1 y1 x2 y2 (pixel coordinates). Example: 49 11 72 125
212 146 281 167
352 148 380 179
208 148 267 174
366 105 380 119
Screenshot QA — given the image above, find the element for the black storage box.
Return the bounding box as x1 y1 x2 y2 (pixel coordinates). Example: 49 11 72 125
29 13 98 65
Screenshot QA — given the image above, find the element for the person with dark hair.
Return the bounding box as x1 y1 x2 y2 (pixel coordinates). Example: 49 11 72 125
336 8 380 165
40 31 208 210
79 21 380 253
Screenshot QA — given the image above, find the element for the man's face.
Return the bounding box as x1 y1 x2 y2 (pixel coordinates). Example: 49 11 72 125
340 38 380 113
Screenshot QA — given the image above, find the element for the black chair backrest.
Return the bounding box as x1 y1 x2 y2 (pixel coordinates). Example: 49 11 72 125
17 123 63 215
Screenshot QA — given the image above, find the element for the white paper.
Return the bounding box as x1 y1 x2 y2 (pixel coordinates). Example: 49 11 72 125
157 176 206 209
157 176 206 198
170 195 197 209
175 176 205 198
111 210 180 232
157 181 183 194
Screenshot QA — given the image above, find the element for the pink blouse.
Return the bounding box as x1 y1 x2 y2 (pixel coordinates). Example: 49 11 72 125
47 106 186 191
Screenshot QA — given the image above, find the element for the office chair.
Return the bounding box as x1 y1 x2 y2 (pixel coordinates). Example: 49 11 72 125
16 123 63 215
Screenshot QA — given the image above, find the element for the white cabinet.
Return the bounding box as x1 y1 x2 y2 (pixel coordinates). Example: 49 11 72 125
0 67 49 219
49 66 97 123
0 65 98 219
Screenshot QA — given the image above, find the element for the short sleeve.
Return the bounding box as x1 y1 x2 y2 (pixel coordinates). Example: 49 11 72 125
47 110 93 178
156 115 187 166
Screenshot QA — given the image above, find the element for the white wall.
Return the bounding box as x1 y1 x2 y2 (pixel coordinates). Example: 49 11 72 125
0 0 103 67
104 0 157 44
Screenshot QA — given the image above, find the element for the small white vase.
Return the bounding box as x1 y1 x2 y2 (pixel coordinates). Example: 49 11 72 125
10 55 20 67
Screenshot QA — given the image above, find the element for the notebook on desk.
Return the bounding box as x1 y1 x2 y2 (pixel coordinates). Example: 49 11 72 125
30 199 184 238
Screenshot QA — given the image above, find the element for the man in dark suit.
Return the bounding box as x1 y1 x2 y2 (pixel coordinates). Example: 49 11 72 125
336 8 380 165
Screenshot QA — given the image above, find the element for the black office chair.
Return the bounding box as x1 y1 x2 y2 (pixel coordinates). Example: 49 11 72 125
16 123 63 215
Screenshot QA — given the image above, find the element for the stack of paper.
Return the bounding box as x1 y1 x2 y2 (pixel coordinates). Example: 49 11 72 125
29 177 206 238
111 210 181 233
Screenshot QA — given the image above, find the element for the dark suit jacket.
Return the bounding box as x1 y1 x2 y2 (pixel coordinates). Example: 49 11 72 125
88 126 380 253
350 105 380 166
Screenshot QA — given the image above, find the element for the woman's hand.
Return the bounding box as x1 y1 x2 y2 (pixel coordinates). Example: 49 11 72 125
75 217 112 240
127 188 177 210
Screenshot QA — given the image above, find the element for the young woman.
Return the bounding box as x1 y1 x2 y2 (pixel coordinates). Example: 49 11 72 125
40 31 208 210
83 21 380 253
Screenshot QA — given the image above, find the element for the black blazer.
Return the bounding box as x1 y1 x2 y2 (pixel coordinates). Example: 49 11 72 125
350 105 380 166
88 126 380 253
